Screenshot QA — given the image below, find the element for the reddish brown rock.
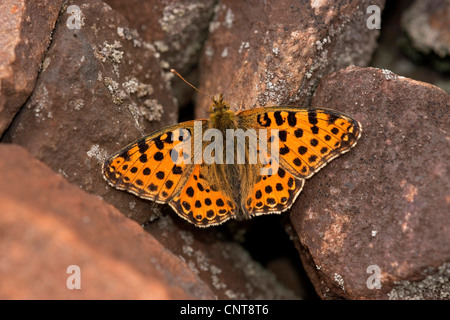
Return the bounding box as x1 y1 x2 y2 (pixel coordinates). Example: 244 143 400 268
290 66 450 299
370 1 449 93
402 0 450 58
142 217 299 299
0 144 215 299
104 0 216 107
0 0 62 136
105 0 216 74
5 0 178 224
196 0 385 118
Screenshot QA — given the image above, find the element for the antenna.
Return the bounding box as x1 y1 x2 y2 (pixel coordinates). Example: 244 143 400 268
170 69 211 98
224 60 248 96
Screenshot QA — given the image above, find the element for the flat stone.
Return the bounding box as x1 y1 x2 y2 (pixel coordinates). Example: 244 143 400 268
0 144 215 299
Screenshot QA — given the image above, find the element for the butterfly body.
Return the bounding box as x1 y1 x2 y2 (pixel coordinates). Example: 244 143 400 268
103 95 362 227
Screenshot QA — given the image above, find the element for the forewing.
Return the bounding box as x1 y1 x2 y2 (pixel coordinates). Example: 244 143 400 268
103 120 206 204
239 107 362 179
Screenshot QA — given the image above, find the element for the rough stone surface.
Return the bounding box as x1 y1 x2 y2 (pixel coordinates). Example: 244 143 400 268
387 262 450 300
196 0 385 118
5 0 178 224
370 0 450 93
143 216 299 299
104 0 217 108
290 66 450 299
402 0 450 58
105 0 216 74
0 144 215 299
0 0 62 136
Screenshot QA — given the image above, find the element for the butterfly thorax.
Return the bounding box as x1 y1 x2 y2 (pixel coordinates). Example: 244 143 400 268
209 94 238 130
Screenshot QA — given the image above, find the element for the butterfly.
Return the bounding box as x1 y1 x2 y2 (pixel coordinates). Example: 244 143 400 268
103 94 361 227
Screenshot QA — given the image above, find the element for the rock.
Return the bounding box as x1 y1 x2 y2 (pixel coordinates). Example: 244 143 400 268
0 144 215 299
402 0 450 58
104 0 216 74
370 0 449 93
0 0 62 136
196 0 385 118
290 66 450 299
142 215 299 299
4 0 178 224
104 0 217 108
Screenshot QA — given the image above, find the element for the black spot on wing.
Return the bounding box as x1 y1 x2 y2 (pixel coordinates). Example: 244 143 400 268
279 146 290 155
118 150 131 161
154 138 164 150
257 113 271 127
186 186 194 197
138 140 149 153
274 111 284 126
165 180 174 189
139 154 148 163
328 114 338 124
154 152 164 161
294 128 303 138
278 130 287 142
308 111 318 125
287 112 297 126
172 165 182 175
298 146 307 155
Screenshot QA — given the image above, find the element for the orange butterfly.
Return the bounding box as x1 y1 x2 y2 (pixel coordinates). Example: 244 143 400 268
103 90 361 227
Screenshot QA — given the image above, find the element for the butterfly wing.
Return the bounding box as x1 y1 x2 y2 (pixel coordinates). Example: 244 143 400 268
244 165 306 216
238 107 361 215
103 120 206 204
169 164 237 227
104 119 237 227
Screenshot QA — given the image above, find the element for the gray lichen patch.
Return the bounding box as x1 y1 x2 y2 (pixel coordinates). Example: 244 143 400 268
103 74 159 124
86 144 108 163
104 77 127 105
121 78 154 99
388 263 450 300
143 99 164 121
159 2 209 35
96 40 124 64
117 26 143 48
137 83 154 98
122 78 139 94
333 273 345 292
